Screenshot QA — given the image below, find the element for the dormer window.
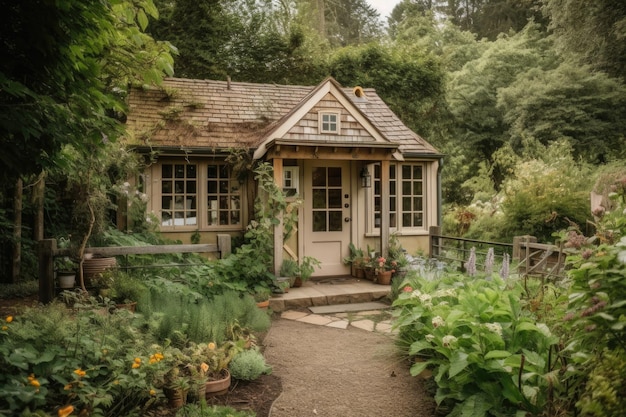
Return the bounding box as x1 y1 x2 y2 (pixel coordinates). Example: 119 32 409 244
319 112 339 134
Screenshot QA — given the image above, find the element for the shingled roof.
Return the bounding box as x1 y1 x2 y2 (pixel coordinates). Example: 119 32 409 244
126 77 439 158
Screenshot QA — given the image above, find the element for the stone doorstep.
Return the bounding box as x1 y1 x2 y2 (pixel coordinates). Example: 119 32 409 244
308 302 390 315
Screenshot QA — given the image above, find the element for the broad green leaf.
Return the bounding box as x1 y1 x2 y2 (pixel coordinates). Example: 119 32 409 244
410 361 430 377
484 350 512 359
449 350 469 378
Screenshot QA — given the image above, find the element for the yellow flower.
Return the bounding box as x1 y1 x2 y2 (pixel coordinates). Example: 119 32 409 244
134 357 141 364
6 316 13 323
113 380 119 385
208 342 216 350
1 326 7 331
149 352 164 364
58 405 74 417
200 362 209 373
64 384 73 391
29 378 40 388
149 389 156 396
73 368 86 378
132 362 140 369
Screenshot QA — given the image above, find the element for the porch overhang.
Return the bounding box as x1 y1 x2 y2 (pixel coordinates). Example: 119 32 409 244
260 139 402 161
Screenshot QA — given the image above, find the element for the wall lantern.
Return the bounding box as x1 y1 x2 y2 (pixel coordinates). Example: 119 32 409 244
360 167 371 188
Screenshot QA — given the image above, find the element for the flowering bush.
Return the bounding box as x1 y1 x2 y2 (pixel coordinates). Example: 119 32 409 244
393 272 558 415
374 256 396 274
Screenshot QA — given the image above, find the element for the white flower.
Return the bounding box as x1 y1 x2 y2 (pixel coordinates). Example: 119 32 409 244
434 288 456 298
485 322 503 336
425 334 435 342
431 316 445 328
410 289 422 298
442 335 457 347
140 193 149 203
418 293 432 303
123 181 130 188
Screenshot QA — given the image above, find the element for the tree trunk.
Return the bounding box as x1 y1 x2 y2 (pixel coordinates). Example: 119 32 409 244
32 171 46 242
12 177 23 283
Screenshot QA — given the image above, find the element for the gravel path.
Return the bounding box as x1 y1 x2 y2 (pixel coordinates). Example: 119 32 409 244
263 318 435 417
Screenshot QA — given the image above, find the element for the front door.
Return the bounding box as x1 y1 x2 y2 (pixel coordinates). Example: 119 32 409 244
303 161 351 276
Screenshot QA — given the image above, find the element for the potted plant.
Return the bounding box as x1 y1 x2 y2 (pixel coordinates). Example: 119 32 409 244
186 341 236 397
297 256 321 285
279 258 300 287
343 243 365 278
55 257 77 289
252 285 271 309
374 256 396 285
107 271 147 312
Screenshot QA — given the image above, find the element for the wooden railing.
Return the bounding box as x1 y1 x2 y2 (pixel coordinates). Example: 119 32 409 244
38 235 231 304
429 226 566 280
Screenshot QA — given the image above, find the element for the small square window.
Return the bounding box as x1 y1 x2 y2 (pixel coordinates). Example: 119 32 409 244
283 166 299 197
319 112 339 134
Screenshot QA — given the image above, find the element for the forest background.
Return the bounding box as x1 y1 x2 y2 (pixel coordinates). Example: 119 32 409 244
1 0 625 282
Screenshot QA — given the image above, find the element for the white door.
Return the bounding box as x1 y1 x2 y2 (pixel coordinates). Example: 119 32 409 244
303 161 351 276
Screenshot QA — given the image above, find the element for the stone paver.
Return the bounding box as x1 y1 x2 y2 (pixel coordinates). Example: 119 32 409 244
281 310 310 320
296 314 334 326
326 320 350 329
350 319 376 332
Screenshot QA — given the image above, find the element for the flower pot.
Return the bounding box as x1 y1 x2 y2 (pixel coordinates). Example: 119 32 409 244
57 272 76 289
291 276 303 288
205 369 231 397
164 387 188 408
256 300 270 309
82 256 117 284
115 302 137 313
376 271 393 285
364 268 375 281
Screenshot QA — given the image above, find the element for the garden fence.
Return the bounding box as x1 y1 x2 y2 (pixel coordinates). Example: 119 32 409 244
38 235 231 304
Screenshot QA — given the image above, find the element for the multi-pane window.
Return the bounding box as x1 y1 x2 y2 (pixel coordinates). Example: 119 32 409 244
161 163 197 227
207 164 241 226
158 162 241 229
312 166 343 232
319 112 339 133
373 163 424 231
401 165 423 228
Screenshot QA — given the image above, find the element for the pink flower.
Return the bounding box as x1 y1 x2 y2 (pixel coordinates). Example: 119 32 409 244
403 286 413 292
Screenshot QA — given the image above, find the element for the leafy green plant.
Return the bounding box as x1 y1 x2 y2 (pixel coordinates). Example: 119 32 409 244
176 403 255 417
229 348 272 381
279 258 299 277
393 271 559 416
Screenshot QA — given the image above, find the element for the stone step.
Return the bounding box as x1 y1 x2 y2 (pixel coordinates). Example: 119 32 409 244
268 279 390 313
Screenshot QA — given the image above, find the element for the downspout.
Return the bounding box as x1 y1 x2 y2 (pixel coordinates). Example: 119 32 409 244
437 157 443 227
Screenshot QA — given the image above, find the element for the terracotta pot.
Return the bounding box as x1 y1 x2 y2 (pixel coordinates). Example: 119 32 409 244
164 387 187 408
377 271 393 285
205 369 231 397
82 256 117 283
115 302 137 313
291 276 303 287
256 300 270 309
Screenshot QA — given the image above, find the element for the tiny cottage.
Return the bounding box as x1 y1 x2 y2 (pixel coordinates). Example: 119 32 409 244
126 77 443 277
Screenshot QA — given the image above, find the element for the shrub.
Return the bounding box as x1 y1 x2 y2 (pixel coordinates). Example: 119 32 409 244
393 272 558 416
176 403 254 417
229 348 272 381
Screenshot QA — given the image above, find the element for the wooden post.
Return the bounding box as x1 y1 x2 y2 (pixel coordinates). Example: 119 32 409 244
429 226 441 258
38 239 57 304
217 234 231 258
273 159 284 274
380 160 390 258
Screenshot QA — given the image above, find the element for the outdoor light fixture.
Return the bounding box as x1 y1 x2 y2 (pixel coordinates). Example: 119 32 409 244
360 167 371 188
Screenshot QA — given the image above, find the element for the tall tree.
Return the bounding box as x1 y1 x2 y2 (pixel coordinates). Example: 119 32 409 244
543 0 626 79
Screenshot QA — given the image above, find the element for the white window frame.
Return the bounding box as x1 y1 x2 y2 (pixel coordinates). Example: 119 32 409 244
319 111 340 134
282 166 300 197
150 160 243 231
367 163 426 234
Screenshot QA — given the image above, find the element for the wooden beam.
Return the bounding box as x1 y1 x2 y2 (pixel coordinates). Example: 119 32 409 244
380 160 390 258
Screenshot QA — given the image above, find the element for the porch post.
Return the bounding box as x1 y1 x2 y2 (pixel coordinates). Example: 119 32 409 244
380 160 390 258
273 159 284 275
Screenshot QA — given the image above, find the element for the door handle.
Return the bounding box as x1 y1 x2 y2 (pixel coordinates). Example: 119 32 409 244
344 217 351 222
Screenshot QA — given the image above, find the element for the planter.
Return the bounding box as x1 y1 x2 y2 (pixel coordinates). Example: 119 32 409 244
376 271 393 285
205 369 231 397
355 267 365 279
291 276 303 288
164 387 188 408
256 300 270 309
364 268 376 281
57 272 76 289
82 256 117 284
115 302 137 313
